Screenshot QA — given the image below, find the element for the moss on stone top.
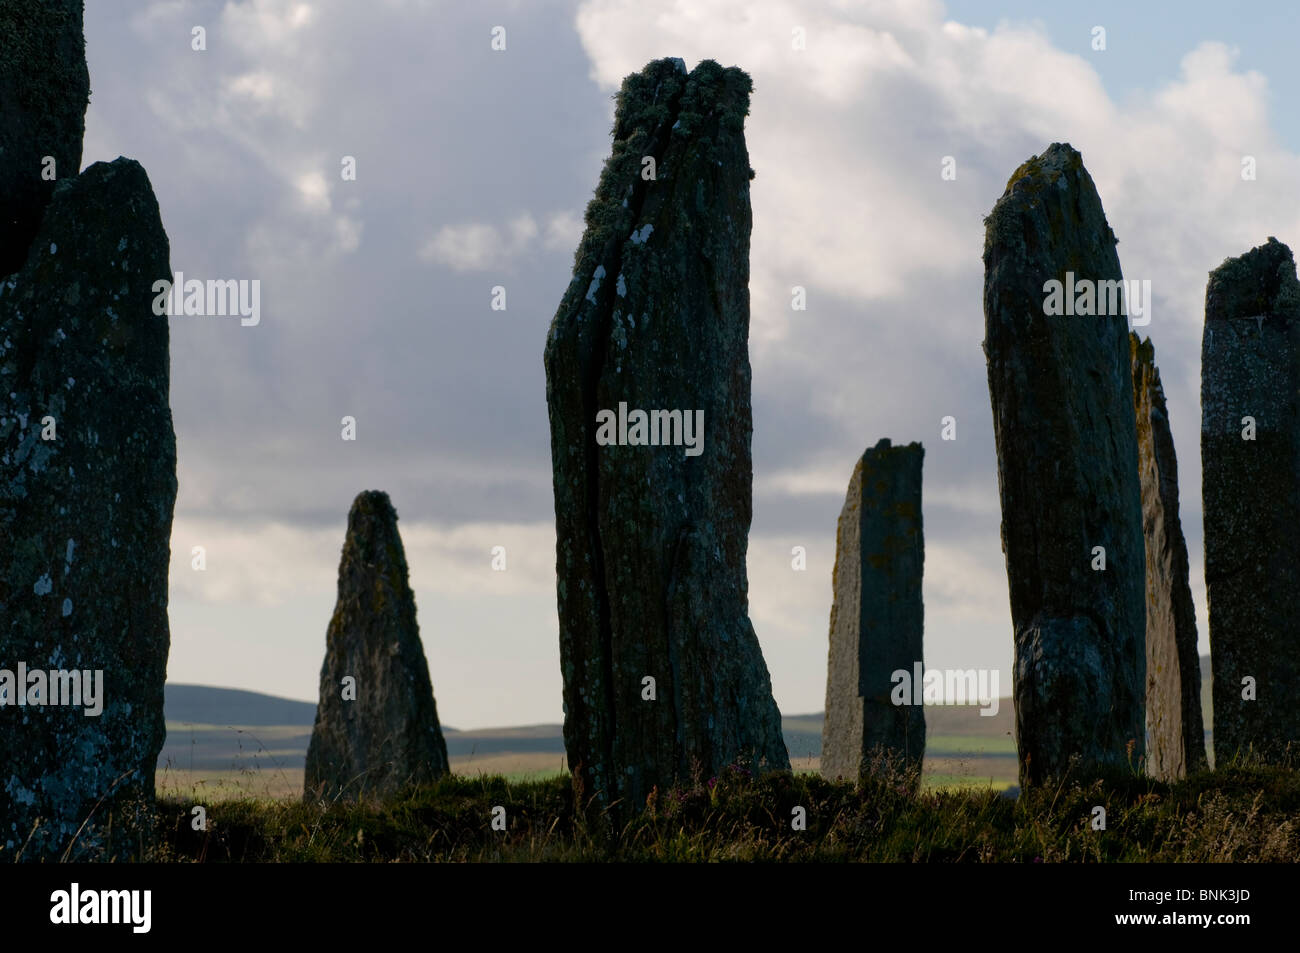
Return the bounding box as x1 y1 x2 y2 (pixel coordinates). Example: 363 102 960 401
562 58 753 290
1002 142 1082 195
982 142 1117 269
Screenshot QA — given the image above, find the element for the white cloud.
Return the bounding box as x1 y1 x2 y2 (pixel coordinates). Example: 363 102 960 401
418 222 507 271
221 0 317 56
294 170 331 212
543 210 584 250
418 211 579 271
171 517 558 607
225 70 276 105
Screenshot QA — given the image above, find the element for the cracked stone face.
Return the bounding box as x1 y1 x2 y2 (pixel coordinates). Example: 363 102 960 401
544 58 788 812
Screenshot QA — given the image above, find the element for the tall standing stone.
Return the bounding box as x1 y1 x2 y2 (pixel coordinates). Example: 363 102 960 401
1130 333 1207 779
543 58 789 811
0 156 177 860
0 2 174 862
821 439 925 782
1202 237 1300 765
0 0 90 277
982 143 1146 786
305 491 450 801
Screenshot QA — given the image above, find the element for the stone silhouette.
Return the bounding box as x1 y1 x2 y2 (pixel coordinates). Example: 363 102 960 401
0 0 176 862
1201 237 1300 765
0 0 90 277
821 439 925 783
1130 333 1207 779
543 57 788 811
983 143 1146 786
305 491 450 801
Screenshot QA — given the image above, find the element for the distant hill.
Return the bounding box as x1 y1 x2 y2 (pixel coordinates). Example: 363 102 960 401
165 684 317 727
168 654 1214 742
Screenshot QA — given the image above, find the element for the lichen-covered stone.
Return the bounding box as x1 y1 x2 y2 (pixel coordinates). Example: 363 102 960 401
1131 333 1207 779
0 0 90 277
1201 237 1300 765
0 157 176 860
304 491 449 801
543 58 788 811
821 439 925 783
982 142 1146 786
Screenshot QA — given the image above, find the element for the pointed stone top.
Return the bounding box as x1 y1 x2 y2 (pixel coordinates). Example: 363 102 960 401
342 490 407 568
986 142 1105 218
1130 332 1167 405
1016 141 1079 171
993 142 1085 206
559 57 753 291
350 488 396 519
610 57 752 156
1130 331 1154 367
1206 237 1300 321
982 141 1119 284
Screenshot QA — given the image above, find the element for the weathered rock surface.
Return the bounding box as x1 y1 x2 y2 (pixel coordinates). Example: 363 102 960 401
0 157 177 860
0 0 90 277
1130 334 1207 779
305 491 449 800
1202 237 1300 765
543 58 788 810
982 143 1146 786
821 439 925 782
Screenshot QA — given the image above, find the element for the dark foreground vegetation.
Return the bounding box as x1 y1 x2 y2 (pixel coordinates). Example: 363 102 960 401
128 760 1300 862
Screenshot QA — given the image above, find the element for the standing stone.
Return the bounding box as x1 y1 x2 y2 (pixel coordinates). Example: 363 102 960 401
305 491 450 801
1 159 177 860
0 0 90 277
1130 334 1207 779
543 58 789 812
982 143 1146 786
1202 237 1300 765
821 439 925 783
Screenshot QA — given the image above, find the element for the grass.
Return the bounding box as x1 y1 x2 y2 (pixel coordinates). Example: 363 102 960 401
131 758 1300 863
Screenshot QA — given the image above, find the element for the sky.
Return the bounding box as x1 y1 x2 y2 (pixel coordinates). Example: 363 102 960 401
78 0 1300 729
